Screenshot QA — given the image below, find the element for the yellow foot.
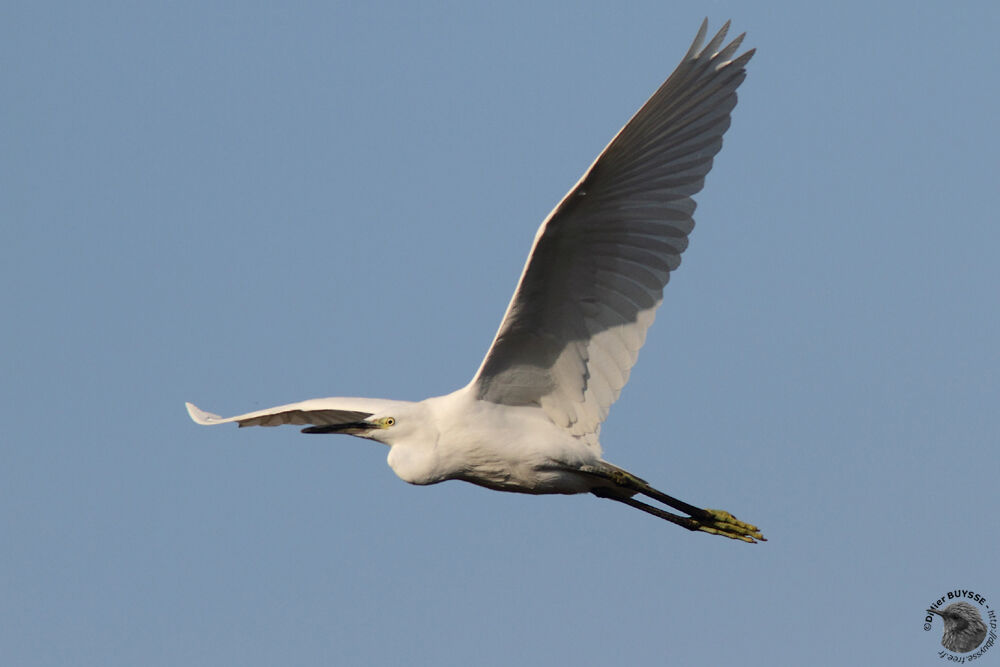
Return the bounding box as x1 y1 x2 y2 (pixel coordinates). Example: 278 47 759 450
693 509 766 543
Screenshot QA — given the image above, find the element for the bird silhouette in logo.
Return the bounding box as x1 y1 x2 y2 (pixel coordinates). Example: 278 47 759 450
927 602 988 653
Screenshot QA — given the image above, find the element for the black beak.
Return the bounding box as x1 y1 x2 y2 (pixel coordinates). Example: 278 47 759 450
301 421 372 435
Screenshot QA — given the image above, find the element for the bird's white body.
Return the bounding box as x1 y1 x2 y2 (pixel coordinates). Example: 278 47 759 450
378 387 602 493
186 22 765 541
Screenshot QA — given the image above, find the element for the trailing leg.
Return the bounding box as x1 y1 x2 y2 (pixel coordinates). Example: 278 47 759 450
582 462 766 543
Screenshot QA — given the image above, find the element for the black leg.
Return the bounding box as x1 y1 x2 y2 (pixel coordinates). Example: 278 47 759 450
582 462 766 543
591 487 701 531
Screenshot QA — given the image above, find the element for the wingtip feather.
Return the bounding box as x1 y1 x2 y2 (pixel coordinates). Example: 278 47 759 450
186 401 224 425
703 20 731 58
683 19 710 61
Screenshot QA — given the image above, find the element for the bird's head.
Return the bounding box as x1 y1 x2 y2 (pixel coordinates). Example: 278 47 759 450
300 403 428 446
927 602 978 629
927 602 988 653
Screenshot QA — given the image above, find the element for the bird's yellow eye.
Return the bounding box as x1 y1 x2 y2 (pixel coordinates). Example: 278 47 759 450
382 417 395 427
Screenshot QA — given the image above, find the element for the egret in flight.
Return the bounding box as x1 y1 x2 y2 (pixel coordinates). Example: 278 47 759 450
187 20 764 542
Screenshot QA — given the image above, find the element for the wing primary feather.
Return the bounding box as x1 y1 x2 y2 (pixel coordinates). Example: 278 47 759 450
714 32 746 64
682 19 710 61
703 20 731 58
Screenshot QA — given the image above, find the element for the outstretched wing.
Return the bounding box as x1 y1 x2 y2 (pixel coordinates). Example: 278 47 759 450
186 397 411 428
469 20 753 444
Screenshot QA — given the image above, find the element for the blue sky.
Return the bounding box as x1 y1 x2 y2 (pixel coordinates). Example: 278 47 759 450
3 2 999 665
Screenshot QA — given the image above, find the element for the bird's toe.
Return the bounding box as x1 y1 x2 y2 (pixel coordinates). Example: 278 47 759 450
692 509 766 543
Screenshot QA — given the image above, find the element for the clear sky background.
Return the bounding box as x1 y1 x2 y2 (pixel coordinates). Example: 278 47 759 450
3 2 999 665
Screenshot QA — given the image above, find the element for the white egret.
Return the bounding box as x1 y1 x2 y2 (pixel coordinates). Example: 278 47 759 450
187 20 764 542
